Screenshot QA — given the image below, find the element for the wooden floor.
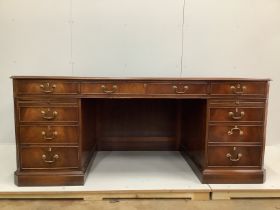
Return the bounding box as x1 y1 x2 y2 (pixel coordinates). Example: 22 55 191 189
1 199 280 210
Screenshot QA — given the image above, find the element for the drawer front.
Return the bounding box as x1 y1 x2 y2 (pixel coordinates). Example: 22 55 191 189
81 82 145 94
19 125 79 144
20 146 79 169
209 99 266 107
208 124 263 143
16 80 79 94
211 82 267 96
19 107 79 122
146 83 208 95
209 107 264 122
208 146 262 166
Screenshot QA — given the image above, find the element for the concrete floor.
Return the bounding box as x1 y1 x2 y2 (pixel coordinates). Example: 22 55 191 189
1 199 280 210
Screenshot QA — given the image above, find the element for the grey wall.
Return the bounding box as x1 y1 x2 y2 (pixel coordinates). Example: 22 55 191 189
0 0 279 145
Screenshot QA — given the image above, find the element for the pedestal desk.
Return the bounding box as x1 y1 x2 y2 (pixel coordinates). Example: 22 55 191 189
11 76 270 186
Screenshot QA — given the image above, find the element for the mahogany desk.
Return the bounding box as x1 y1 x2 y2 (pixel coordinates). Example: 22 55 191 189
11 77 270 186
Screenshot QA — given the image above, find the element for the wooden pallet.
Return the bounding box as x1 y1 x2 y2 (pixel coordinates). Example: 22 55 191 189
0 190 210 201
212 190 280 200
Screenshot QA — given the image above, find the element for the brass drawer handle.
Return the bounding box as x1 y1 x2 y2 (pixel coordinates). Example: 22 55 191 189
228 108 245 120
42 148 59 164
40 82 56 93
226 146 242 162
226 153 242 162
227 125 244 136
41 126 58 140
101 85 118 93
42 154 59 163
41 109 58 120
173 85 189 94
230 84 246 94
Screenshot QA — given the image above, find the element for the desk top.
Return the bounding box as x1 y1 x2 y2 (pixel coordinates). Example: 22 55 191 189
11 76 271 81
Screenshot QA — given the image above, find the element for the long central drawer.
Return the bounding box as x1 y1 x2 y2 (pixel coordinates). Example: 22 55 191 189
146 82 208 95
81 82 145 94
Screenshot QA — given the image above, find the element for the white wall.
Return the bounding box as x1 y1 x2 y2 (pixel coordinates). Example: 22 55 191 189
0 0 279 145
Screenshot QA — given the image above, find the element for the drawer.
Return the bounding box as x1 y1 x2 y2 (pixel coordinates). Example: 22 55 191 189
208 124 263 143
19 106 79 122
211 82 267 96
20 146 79 169
81 82 145 94
15 80 79 95
208 146 262 166
146 83 208 95
19 125 79 144
209 107 264 122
